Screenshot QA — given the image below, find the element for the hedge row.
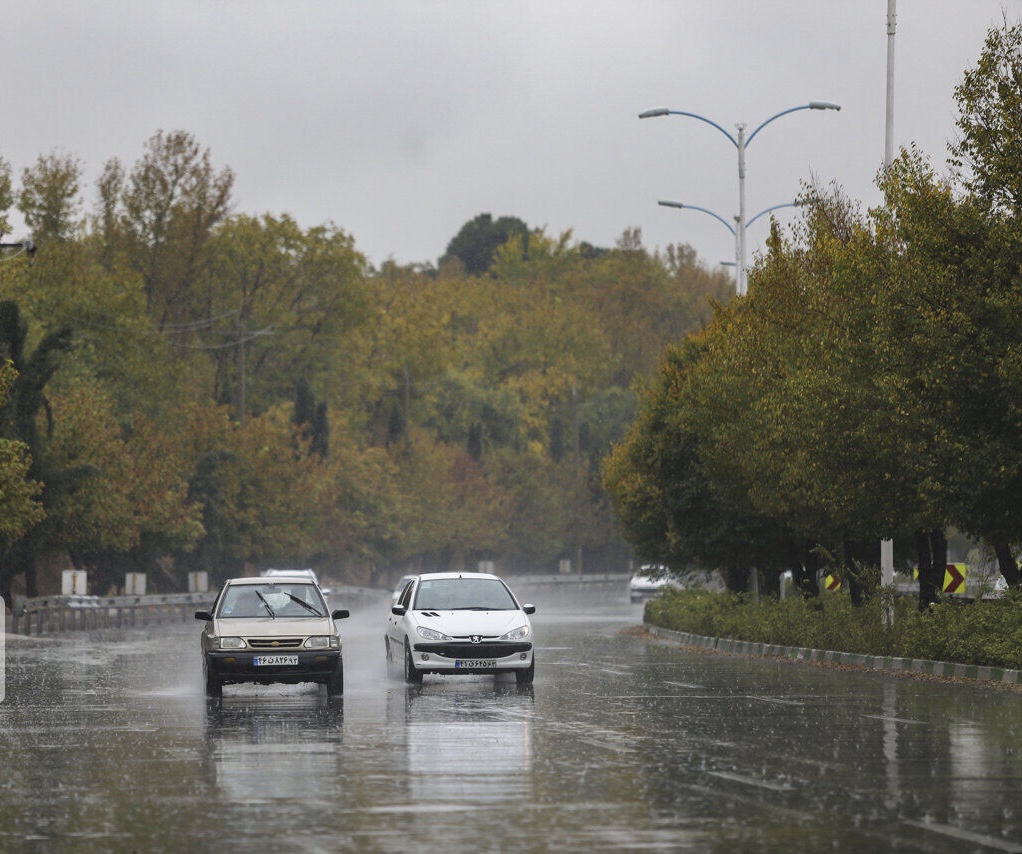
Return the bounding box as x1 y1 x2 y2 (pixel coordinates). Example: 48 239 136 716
644 588 1022 670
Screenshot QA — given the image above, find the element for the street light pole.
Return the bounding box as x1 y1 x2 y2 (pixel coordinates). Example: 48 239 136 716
657 199 804 280
640 102 840 295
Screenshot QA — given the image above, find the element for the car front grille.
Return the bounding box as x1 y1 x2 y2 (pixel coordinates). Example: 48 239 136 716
414 642 531 659
247 637 304 649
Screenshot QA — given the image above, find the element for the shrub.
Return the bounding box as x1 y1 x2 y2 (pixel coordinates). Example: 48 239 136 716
645 587 1022 668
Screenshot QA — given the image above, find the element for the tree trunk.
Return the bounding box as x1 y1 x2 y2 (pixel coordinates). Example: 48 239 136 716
721 566 749 593
759 568 781 598
993 540 1022 588
915 528 945 609
790 538 819 599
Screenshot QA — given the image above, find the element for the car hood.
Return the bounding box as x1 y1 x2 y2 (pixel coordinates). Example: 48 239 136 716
213 616 336 636
413 610 528 637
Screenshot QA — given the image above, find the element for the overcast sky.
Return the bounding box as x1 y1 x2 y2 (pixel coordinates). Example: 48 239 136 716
4 1 1021 272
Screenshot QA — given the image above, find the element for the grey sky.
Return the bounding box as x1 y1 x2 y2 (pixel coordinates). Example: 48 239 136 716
4 1 1020 271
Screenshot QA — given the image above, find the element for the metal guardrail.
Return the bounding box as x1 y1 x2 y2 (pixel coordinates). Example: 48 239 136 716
5 575 631 637
8 592 215 636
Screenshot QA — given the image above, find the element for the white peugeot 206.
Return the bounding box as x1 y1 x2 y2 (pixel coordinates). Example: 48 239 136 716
386 572 536 685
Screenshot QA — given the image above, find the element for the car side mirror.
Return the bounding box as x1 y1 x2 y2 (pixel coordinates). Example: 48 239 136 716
331 609 350 620
391 605 406 616
194 610 212 621
522 604 536 615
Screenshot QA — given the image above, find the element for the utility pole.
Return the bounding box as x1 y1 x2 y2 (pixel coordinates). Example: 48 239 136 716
881 0 897 594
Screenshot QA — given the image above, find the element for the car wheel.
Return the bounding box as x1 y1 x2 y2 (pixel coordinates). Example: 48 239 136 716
404 640 423 685
515 657 535 686
204 661 222 699
326 662 344 698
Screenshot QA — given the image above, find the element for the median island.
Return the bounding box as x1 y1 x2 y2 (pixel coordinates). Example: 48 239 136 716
643 587 1022 677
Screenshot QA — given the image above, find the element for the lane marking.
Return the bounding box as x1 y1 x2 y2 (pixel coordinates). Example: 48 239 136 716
902 820 1022 852
705 771 795 792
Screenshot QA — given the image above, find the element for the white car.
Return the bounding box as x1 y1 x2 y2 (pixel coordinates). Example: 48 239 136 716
629 567 673 602
263 567 332 596
390 574 418 605
386 572 536 685
195 574 349 699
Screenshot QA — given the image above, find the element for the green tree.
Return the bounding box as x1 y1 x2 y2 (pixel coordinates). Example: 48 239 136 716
200 214 370 419
19 152 83 243
441 213 528 275
98 130 234 330
0 300 74 597
0 362 44 603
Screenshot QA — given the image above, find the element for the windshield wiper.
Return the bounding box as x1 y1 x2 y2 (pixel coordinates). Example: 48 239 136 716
255 590 275 619
283 592 324 617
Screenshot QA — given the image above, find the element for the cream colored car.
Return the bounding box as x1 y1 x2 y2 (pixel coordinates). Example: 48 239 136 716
195 575 349 699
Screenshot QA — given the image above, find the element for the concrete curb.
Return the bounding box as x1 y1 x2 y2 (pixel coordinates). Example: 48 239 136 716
644 623 1022 686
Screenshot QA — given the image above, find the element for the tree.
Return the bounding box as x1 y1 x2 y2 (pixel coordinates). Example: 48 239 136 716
951 18 1022 212
0 156 13 237
603 335 791 593
19 152 83 243
98 130 234 330
441 213 528 275
0 362 44 603
43 384 203 592
0 300 74 597
200 214 370 418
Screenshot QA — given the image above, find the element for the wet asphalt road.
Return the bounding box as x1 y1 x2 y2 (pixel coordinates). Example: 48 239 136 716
2 588 1022 853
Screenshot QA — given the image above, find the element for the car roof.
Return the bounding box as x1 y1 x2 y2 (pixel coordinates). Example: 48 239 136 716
415 572 501 581
228 575 317 585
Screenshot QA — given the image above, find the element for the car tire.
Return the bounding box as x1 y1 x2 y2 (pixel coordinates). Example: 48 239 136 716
204 661 222 699
326 662 344 698
404 640 423 685
515 657 535 686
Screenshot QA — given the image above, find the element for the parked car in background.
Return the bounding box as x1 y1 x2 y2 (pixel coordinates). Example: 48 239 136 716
629 566 674 602
386 572 535 685
262 567 332 596
195 574 349 699
390 574 418 605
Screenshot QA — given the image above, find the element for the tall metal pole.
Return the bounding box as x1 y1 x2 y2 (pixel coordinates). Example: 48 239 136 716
736 124 748 295
881 0 897 598
885 0 897 168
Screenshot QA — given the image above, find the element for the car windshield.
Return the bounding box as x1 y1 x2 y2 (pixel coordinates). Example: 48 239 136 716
216 582 326 618
413 578 518 611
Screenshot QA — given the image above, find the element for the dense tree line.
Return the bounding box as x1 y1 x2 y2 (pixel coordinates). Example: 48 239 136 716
604 20 1022 607
0 132 730 599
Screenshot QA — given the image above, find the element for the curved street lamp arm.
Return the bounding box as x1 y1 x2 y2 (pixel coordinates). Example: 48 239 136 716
747 102 841 146
658 200 736 235
639 108 738 148
746 201 804 228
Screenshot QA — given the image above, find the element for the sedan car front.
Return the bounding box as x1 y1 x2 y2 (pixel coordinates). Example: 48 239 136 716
195 576 349 699
386 572 535 685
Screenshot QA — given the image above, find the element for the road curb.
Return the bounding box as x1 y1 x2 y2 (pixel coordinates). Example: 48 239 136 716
644 623 1022 686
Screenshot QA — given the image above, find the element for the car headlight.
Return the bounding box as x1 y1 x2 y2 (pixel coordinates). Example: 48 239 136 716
416 625 452 641
217 636 247 650
500 625 530 641
304 635 339 649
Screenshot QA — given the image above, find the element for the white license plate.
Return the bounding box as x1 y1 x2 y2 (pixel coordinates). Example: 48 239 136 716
254 655 298 666
455 659 497 668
